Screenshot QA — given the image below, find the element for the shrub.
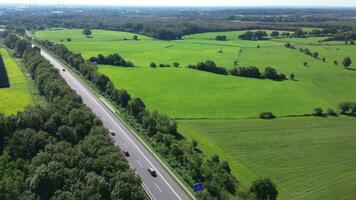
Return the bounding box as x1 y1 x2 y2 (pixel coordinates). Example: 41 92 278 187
313 107 324 116
150 62 157 68
327 108 337 116
259 112 276 119
339 102 352 114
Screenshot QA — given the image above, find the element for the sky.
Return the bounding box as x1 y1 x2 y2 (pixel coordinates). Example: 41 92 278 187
1 0 356 7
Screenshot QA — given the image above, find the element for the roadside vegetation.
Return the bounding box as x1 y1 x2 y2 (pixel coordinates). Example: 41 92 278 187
0 33 147 200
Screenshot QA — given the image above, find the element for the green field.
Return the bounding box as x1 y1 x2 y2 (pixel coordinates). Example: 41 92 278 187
36 29 356 118
179 117 356 200
36 29 356 199
0 48 33 115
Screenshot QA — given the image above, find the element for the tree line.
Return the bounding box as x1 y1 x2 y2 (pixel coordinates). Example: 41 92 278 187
239 31 268 40
37 37 279 199
0 33 147 200
89 53 134 67
188 60 290 81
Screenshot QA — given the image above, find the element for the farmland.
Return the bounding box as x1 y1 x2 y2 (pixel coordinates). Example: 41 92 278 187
178 117 356 200
0 48 33 115
35 28 356 199
36 29 356 118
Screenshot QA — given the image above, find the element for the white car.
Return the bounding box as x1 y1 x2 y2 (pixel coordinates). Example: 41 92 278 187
148 168 157 177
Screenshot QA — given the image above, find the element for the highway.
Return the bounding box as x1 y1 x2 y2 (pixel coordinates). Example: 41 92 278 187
39 48 194 200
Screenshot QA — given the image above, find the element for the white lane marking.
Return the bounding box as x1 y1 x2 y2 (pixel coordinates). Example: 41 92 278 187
155 183 163 193
142 183 156 200
100 98 115 112
42 50 183 200
137 160 143 168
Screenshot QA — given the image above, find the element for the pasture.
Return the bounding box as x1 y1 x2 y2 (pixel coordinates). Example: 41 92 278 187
0 48 33 115
35 28 356 118
179 117 356 200
36 29 356 199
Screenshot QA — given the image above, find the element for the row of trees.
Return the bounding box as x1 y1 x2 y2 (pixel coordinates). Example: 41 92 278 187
188 60 228 75
0 33 147 200
188 60 290 81
239 31 268 40
216 35 227 41
150 62 180 68
36 39 269 199
229 66 288 81
89 53 134 67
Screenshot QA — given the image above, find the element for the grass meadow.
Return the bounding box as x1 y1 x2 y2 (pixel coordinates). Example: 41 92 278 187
0 48 33 115
179 117 356 200
36 29 356 199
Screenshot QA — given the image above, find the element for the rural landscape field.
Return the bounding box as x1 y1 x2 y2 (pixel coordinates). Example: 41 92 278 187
0 47 33 115
35 28 356 199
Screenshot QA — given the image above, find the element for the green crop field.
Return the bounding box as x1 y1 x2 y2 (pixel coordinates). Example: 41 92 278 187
36 28 356 199
36 29 356 118
0 48 33 115
179 117 356 200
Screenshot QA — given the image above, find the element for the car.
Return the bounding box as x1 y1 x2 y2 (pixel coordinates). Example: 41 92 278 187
62 68 66 72
123 150 130 157
148 168 157 177
108 129 116 136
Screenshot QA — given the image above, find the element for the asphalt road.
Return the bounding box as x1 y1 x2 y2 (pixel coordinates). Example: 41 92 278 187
40 49 194 200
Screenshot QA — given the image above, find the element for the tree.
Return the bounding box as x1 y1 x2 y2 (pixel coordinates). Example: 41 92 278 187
303 61 308 67
312 52 319 58
15 39 28 57
173 62 180 68
263 67 279 80
290 73 295 80
342 57 352 69
133 35 138 40
66 38 71 42
271 31 279 38
334 60 338 66
259 112 276 119
150 62 157 68
339 102 351 114
82 29 92 37
56 125 78 144
250 178 278 200
327 108 337 116
322 57 326 62
128 98 146 119
313 107 324 116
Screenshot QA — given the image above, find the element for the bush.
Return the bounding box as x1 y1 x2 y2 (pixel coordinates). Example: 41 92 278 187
259 112 276 119
150 62 157 68
313 107 324 116
327 108 337 116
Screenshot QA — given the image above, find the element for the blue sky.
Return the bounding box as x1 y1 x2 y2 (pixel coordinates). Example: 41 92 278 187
2 0 356 7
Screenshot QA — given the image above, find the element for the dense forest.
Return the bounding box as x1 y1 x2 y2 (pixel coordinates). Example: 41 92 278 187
0 32 147 200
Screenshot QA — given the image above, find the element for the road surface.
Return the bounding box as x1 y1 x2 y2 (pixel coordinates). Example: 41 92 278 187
40 49 194 200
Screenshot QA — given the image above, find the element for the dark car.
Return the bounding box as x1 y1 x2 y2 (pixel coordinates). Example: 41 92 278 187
123 150 130 157
62 68 66 72
148 168 157 177
108 129 116 136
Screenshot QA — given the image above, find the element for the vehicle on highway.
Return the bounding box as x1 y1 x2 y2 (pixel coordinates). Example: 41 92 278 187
148 168 157 177
123 150 130 157
62 68 65 72
107 129 116 136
